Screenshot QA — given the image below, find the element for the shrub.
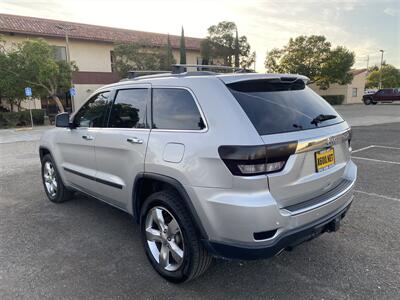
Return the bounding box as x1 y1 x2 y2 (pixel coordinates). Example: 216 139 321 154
322 95 345 105
0 109 45 128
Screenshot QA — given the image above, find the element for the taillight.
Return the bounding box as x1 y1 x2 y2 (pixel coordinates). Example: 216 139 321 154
218 141 297 176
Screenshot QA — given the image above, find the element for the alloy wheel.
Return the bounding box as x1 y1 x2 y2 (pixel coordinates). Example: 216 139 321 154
43 161 57 197
145 206 184 271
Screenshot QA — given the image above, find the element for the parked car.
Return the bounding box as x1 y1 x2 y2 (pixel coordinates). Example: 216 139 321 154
363 88 400 105
39 68 357 282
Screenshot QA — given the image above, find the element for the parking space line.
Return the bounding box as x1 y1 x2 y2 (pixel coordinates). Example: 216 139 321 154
354 190 400 202
352 156 400 165
370 145 400 151
352 145 375 153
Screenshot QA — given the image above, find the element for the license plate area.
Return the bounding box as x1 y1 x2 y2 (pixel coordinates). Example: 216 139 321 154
315 147 335 172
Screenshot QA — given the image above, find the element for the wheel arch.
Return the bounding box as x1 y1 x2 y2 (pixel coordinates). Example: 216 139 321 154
39 146 52 162
132 172 208 240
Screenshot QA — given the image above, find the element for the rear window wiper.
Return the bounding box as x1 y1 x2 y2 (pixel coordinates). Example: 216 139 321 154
311 114 337 126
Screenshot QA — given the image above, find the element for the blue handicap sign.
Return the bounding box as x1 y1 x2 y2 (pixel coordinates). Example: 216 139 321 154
25 87 32 97
69 87 76 96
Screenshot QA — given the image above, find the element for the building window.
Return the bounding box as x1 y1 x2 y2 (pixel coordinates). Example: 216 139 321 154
52 46 67 61
352 88 357 97
110 51 116 72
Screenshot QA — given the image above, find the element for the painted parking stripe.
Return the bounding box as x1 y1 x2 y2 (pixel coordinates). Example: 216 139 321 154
352 144 400 154
352 145 375 153
352 156 400 165
370 145 400 151
354 190 400 202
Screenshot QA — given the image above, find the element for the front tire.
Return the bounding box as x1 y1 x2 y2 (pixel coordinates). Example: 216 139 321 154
41 154 73 203
140 190 212 283
363 97 372 105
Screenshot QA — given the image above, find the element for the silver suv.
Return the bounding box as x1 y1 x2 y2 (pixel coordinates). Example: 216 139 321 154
39 69 357 282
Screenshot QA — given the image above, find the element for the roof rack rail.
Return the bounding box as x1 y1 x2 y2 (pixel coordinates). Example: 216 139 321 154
171 64 254 74
120 65 256 81
127 70 170 79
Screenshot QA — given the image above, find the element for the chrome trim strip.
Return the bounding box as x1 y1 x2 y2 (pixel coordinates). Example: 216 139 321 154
283 177 356 216
64 167 123 189
295 129 351 154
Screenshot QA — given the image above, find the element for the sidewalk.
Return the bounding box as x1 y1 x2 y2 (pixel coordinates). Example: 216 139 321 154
0 126 53 144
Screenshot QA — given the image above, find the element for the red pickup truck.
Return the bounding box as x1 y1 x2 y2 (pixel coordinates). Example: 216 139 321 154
363 88 400 105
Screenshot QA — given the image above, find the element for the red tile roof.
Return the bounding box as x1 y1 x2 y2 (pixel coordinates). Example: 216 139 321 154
0 13 202 50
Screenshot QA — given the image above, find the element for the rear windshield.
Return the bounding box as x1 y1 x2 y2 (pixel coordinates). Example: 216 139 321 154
227 79 344 135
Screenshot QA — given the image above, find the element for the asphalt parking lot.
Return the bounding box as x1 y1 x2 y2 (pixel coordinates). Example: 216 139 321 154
0 105 399 299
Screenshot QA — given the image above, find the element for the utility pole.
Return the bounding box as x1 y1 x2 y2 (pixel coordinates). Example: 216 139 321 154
366 55 369 70
253 51 256 72
56 24 75 111
379 49 384 89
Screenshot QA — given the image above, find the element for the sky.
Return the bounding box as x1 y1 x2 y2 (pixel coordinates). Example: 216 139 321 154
0 0 399 72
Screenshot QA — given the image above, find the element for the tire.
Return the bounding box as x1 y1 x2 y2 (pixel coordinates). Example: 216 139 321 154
41 154 73 203
363 98 372 105
140 190 212 283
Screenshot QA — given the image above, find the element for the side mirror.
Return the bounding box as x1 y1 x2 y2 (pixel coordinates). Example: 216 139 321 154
55 112 71 128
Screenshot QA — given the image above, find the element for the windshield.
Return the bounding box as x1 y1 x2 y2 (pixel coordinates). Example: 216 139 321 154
227 79 343 135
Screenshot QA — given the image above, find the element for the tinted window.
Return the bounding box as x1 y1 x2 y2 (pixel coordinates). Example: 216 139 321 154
152 88 205 130
108 89 148 128
73 91 110 127
227 79 343 135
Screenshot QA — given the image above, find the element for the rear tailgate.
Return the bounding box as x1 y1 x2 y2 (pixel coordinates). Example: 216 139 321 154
224 76 352 209
263 124 351 208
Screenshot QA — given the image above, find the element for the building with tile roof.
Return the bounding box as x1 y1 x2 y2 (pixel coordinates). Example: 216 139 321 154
0 13 203 111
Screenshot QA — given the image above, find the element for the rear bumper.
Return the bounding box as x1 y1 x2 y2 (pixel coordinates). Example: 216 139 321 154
204 199 352 260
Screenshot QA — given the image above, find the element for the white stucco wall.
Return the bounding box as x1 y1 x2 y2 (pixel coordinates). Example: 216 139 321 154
309 71 367 104
2 34 114 72
0 98 41 112
74 84 104 109
345 72 367 104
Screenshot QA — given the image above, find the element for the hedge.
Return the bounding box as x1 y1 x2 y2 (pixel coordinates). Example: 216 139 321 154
0 109 45 128
322 95 345 105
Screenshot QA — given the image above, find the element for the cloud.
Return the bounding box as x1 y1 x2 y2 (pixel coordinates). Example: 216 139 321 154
383 7 400 16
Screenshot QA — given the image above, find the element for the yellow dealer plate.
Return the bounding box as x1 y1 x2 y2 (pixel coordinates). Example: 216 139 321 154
315 147 335 172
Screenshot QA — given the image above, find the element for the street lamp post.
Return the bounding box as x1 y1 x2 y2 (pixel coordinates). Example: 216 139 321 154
379 49 384 89
56 24 75 111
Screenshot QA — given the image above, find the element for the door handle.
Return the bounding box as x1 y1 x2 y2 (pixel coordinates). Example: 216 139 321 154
82 135 94 141
127 137 143 144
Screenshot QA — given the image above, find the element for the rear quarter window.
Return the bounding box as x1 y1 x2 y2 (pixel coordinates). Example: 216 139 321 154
152 88 206 130
227 79 344 135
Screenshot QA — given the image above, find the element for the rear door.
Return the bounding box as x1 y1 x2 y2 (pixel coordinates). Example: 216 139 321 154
388 89 399 101
376 89 390 101
226 78 351 209
92 85 151 209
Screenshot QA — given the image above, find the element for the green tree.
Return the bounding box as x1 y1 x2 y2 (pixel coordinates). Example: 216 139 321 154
0 38 76 112
201 21 255 68
0 38 25 111
114 39 177 74
265 35 355 89
113 41 160 76
180 27 186 64
366 64 400 88
159 34 176 70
